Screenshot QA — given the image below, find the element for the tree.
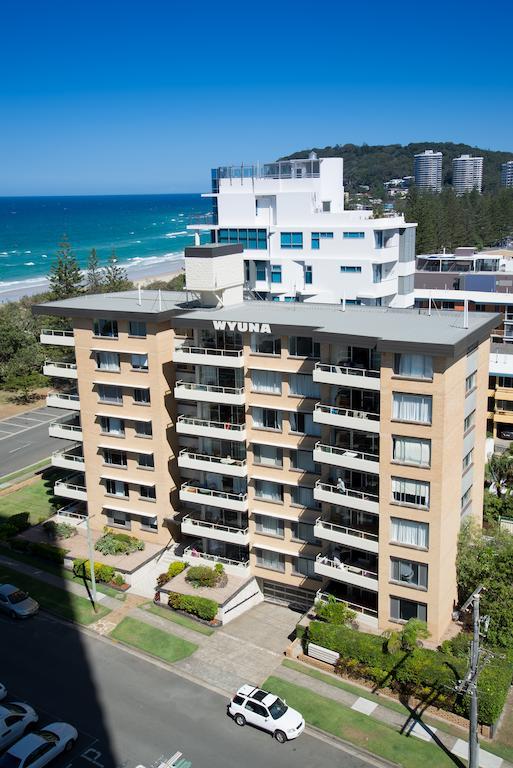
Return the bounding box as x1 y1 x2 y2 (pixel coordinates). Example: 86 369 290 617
145 273 186 291
4 371 46 403
86 248 104 293
103 250 133 292
48 236 83 299
383 618 430 654
315 594 357 627
486 453 513 499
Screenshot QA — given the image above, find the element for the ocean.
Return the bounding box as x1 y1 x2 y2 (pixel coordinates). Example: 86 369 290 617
0 193 211 300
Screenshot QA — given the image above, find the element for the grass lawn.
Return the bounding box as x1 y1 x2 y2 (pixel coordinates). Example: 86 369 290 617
0 563 110 625
263 676 458 768
144 602 214 636
0 470 61 524
0 459 51 485
111 616 198 663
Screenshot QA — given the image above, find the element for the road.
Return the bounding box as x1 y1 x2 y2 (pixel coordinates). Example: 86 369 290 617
0 406 73 477
0 611 381 768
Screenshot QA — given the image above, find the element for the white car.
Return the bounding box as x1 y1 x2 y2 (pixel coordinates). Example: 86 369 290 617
0 722 77 768
0 685 6 702
228 685 305 743
0 703 38 752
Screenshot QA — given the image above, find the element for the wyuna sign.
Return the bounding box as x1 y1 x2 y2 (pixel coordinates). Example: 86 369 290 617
213 320 272 334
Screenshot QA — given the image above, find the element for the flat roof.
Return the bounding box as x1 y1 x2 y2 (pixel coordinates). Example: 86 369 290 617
32 290 194 321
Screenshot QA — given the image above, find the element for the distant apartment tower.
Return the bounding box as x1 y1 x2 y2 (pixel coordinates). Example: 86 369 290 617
501 161 513 188
452 155 483 194
413 150 443 192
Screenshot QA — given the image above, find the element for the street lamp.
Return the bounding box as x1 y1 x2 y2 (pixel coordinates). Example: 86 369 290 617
85 513 97 610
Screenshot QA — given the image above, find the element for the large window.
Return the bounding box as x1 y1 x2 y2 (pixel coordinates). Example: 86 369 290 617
103 449 127 467
392 477 430 508
392 393 432 424
105 479 128 498
291 521 318 544
289 374 320 399
95 352 120 372
138 453 154 468
390 597 427 623
289 412 321 436
251 334 281 355
253 444 283 467
305 265 313 284
98 384 122 404
131 354 149 371
394 354 433 380
280 232 303 249
390 558 428 589
293 557 317 578
288 337 320 358
218 228 267 250
140 484 156 500
255 514 284 537
391 518 429 549
254 480 283 502
93 319 118 338
252 407 282 430
290 485 318 509
255 261 267 281
343 232 365 239
135 421 152 437
392 436 430 467
251 370 282 394
255 549 285 572
311 232 333 249
129 320 147 338
100 416 125 436
271 264 282 283
290 449 317 473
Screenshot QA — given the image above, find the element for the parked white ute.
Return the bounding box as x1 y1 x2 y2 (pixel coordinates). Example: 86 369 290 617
0 702 38 752
228 685 305 743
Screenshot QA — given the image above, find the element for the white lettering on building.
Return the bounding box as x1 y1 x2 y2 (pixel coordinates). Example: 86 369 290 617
213 320 271 334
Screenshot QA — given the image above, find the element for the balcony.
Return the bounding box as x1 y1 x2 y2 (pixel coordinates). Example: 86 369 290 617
314 553 379 592
490 336 513 376
174 381 245 406
314 480 379 514
316 589 378 628
173 344 244 368
40 328 74 346
55 501 87 520
313 403 380 434
179 482 249 512
51 445 85 471
178 449 248 478
314 442 379 474
43 360 78 379
314 517 379 554
54 476 87 501
46 392 80 410
182 546 250 576
176 414 246 442
49 417 83 441
313 362 380 392
181 515 250 545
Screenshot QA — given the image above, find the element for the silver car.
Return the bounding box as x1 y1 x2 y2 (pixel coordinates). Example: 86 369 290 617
0 585 39 619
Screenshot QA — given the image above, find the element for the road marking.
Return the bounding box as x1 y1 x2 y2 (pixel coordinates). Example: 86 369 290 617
0 415 68 441
8 443 31 453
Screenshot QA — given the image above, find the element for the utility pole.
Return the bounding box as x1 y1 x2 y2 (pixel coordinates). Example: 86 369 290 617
85 513 97 611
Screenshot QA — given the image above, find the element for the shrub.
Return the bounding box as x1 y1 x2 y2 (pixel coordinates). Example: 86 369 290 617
72 558 115 583
315 595 357 626
112 573 125 586
95 528 144 555
42 520 76 539
0 512 30 540
9 538 31 553
214 563 224 575
168 561 187 578
0 524 19 541
185 565 221 588
30 542 67 563
167 592 218 621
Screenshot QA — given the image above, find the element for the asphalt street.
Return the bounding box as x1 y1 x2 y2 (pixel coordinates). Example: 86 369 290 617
0 406 73 478
0 610 381 768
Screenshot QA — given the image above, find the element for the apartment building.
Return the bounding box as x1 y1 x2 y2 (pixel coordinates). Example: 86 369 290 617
35 244 497 643
413 150 443 192
452 154 483 194
501 161 513 188
187 155 417 309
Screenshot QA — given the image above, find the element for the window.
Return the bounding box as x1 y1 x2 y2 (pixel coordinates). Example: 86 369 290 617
255 549 285 572
251 333 281 355
255 261 266 281
133 388 150 404
289 374 320 399
498 377 513 388
289 412 321 436
340 265 362 273
93 319 118 337
466 371 477 393
390 596 427 623
98 384 122 404
105 479 128 498
140 484 156 500
218 228 267 250
288 337 320 358
305 265 313 284
391 558 428 589
291 486 318 509
464 410 475 431
138 453 155 469
392 393 432 424
244 700 268 718
100 416 125 436
129 321 147 337
391 518 429 549
252 407 282 431
461 486 472 510
271 264 282 283
462 449 473 471
141 515 158 531
291 521 318 544
95 352 120 371
254 480 283 502
131 354 149 371
280 232 303 249
107 509 130 529
135 421 152 437
374 230 384 249
343 232 365 239
392 436 430 467
392 477 430 508
255 514 284 537
103 449 127 467
322 201 331 212
253 444 283 467
290 449 317 473
293 556 317 578
251 370 281 394
394 354 433 380
311 232 333 249
373 264 382 283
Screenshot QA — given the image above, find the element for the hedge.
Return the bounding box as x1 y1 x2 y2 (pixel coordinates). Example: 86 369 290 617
0 512 30 540
73 558 116 584
10 538 67 563
307 620 513 725
167 592 218 621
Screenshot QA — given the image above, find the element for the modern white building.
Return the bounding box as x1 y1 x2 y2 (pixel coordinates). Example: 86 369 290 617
413 150 442 192
501 161 513 188
187 156 417 309
452 155 483 194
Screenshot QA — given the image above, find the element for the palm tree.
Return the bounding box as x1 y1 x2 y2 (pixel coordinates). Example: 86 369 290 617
486 453 513 499
383 618 430 653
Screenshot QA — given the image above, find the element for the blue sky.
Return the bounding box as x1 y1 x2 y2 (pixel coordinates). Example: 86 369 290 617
1 0 512 195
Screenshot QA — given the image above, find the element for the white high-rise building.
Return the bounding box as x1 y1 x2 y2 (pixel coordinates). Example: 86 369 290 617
501 161 513 188
188 156 417 309
413 150 443 192
452 154 483 194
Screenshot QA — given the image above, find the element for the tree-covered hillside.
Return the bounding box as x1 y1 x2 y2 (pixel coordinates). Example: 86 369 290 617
281 142 513 193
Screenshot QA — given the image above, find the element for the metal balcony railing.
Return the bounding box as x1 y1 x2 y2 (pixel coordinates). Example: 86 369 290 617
314 403 380 422
176 415 245 432
315 517 378 542
315 442 379 463
179 449 246 468
315 362 380 379
315 480 379 503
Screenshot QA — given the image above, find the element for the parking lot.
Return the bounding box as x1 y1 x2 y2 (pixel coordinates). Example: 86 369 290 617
0 406 73 477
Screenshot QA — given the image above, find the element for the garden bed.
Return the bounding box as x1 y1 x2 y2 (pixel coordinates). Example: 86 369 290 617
153 597 221 628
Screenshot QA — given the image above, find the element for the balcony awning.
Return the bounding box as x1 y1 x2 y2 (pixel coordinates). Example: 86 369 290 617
95 412 152 422
91 347 148 354
103 504 157 519
100 473 155 486
97 443 154 455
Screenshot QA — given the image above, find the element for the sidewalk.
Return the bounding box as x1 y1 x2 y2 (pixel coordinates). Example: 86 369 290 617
279 660 510 768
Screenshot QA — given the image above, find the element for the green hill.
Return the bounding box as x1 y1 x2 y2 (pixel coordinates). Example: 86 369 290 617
280 142 513 193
